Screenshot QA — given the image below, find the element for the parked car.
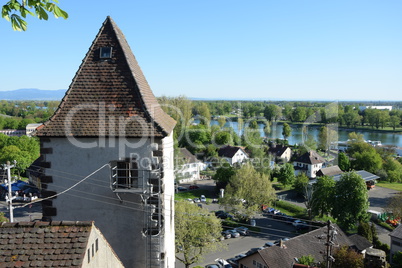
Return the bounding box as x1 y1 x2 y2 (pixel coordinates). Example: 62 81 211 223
235 226 249 236
215 211 233 220
225 229 240 238
186 198 194 203
193 198 201 203
177 186 187 191
189 185 199 190
221 231 231 239
200 195 206 202
292 219 308 229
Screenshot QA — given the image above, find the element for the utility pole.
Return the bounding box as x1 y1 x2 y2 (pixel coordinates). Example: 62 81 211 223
326 220 331 268
5 160 16 223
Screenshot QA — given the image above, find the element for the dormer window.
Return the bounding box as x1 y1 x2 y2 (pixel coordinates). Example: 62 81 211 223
100 47 112 58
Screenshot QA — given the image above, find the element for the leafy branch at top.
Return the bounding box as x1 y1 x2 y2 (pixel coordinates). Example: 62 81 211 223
2 0 68 31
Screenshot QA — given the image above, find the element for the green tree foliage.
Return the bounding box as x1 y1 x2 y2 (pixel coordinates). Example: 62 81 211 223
383 156 402 182
0 134 39 173
221 163 275 220
0 212 7 223
342 109 362 128
264 104 282 122
263 121 271 137
331 245 364 268
214 131 233 146
195 102 211 126
392 252 402 268
332 172 369 230
336 152 350 171
293 173 309 196
298 255 315 266
389 115 401 131
282 123 291 140
357 221 373 243
276 163 295 187
159 95 193 142
213 162 235 189
318 125 337 153
217 116 226 128
352 147 383 174
2 0 68 31
175 201 223 268
386 193 402 219
311 176 335 217
180 125 210 154
291 107 307 122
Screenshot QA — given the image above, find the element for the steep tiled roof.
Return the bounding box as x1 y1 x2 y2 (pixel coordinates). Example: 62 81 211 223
242 224 351 268
36 16 175 138
218 146 247 158
0 221 93 267
295 151 325 165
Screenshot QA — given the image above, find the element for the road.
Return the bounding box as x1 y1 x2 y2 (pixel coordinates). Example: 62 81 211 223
0 199 42 222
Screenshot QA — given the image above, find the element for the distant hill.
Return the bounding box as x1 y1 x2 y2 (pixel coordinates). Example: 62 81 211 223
0 89 66 100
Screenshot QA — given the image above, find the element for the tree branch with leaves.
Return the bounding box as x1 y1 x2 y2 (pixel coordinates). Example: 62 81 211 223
2 0 68 31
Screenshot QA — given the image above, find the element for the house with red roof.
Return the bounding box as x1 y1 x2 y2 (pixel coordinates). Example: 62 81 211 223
0 221 124 268
34 17 176 268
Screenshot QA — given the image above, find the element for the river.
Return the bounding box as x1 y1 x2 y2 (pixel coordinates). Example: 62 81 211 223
207 120 402 148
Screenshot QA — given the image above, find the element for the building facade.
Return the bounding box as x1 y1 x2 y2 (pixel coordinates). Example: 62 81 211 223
34 17 176 268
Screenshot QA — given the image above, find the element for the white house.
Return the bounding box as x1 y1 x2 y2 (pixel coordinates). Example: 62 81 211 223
34 17 176 268
217 145 249 166
294 151 325 178
175 148 207 183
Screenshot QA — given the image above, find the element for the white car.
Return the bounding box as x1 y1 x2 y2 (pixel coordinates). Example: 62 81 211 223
200 195 206 202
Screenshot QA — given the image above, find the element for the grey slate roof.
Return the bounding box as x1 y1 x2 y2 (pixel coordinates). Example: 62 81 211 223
241 224 351 268
35 16 175 138
348 234 372 252
295 151 325 165
316 165 343 177
390 224 402 239
309 170 379 185
0 221 93 267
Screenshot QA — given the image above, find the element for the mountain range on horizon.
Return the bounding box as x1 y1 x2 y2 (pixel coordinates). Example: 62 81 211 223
0 88 66 100
0 89 399 103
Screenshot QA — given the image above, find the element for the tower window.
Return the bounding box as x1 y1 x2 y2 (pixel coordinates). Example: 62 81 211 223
100 47 112 58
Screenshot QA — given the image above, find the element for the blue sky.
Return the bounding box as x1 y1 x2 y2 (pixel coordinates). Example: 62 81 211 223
1 0 401 101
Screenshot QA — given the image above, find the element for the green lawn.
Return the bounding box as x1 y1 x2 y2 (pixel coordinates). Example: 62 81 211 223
376 182 402 191
175 189 215 201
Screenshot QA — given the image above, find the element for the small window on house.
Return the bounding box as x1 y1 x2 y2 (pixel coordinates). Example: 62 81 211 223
88 249 90 263
92 244 94 257
100 47 112 58
95 238 98 252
